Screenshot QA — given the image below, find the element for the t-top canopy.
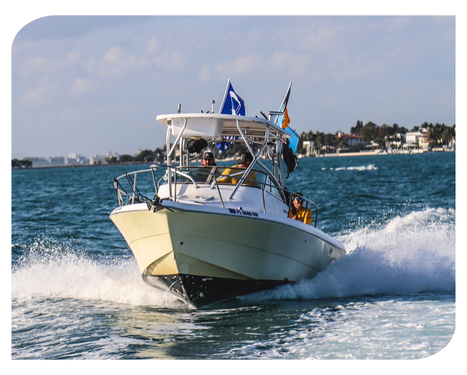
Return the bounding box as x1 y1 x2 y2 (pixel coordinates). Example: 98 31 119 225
156 113 290 141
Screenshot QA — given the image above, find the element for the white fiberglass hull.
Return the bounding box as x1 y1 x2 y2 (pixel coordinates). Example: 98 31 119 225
110 200 345 307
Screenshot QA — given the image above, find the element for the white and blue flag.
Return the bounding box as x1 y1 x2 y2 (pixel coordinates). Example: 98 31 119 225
217 79 244 151
219 79 245 116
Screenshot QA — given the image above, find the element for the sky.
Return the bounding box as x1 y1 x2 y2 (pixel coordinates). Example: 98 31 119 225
8 7 459 159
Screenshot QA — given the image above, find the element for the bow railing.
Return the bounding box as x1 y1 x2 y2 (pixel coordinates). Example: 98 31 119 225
113 165 318 227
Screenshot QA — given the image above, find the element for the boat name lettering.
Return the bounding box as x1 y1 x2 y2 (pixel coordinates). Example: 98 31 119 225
228 209 259 217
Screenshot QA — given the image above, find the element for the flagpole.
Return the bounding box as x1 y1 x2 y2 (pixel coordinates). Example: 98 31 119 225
275 82 292 125
218 78 231 114
279 82 292 111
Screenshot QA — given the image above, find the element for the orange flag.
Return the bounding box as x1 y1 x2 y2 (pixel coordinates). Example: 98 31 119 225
282 107 290 129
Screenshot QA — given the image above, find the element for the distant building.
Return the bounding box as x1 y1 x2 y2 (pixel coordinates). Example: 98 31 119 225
337 132 369 147
90 151 119 165
48 157 66 166
25 157 49 167
400 130 427 150
405 130 427 145
66 153 90 165
385 133 405 149
418 134 431 150
302 141 314 157
90 155 107 165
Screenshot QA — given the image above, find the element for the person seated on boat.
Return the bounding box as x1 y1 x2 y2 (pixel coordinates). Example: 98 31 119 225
201 151 217 167
219 152 257 186
288 193 312 225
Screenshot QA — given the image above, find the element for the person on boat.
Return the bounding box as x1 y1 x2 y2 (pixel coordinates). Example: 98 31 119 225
201 151 217 167
219 152 257 186
288 193 312 225
236 152 253 168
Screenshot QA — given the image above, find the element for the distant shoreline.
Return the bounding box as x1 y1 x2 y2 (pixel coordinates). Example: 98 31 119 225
310 150 453 157
322 152 379 157
12 162 149 170
13 150 454 170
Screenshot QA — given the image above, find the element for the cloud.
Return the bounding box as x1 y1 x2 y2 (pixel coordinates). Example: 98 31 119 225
198 66 211 81
104 46 123 63
271 52 309 77
216 53 261 75
67 50 80 65
85 56 96 72
153 52 184 70
96 46 139 77
146 36 160 56
21 76 58 109
20 56 54 78
71 78 95 96
298 23 347 52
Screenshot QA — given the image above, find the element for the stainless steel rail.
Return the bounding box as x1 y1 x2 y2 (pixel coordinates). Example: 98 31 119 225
113 165 319 227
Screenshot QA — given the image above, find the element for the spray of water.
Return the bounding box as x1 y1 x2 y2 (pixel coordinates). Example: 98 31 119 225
12 239 180 308
242 207 455 302
12 208 455 308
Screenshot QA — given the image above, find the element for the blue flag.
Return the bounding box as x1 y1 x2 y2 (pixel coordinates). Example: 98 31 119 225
283 126 300 154
219 80 245 116
216 136 237 152
217 80 244 152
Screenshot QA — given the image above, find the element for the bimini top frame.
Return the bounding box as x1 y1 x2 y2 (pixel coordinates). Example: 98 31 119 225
156 112 291 192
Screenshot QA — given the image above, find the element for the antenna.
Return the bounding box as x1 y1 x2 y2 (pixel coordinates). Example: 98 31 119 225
211 100 215 113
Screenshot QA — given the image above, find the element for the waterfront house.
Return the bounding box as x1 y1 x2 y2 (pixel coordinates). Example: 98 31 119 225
337 132 368 147
418 134 431 150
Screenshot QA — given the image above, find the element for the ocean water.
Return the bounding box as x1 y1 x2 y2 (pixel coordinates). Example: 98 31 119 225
11 152 456 361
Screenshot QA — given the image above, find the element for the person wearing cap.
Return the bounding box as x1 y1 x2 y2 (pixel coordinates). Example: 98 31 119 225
236 152 253 168
201 151 216 167
288 193 312 225
219 152 257 186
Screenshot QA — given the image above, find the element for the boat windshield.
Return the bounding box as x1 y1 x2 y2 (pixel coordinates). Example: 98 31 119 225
162 166 283 201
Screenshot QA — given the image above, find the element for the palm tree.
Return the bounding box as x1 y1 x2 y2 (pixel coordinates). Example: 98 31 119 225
442 126 455 145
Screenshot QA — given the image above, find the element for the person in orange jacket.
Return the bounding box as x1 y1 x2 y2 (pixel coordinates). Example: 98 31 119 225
288 193 312 225
219 152 257 186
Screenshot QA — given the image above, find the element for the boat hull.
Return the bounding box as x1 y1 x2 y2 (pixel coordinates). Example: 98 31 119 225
142 273 290 308
110 202 345 308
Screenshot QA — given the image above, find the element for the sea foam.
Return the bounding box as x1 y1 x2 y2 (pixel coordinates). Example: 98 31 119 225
322 164 378 171
11 239 180 308
242 207 455 302
12 208 455 307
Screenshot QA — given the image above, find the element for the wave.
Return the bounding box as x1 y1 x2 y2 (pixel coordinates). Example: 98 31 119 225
322 164 378 171
12 208 455 308
242 207 455 302
11 239 181 308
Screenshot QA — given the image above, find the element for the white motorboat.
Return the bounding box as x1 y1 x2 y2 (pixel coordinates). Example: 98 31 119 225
110 83 346 308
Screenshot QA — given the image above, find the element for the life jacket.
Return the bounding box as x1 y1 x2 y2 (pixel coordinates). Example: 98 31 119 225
288 207 312 225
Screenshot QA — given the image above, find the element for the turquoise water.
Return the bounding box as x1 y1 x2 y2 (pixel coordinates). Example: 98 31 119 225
11 152 455 359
